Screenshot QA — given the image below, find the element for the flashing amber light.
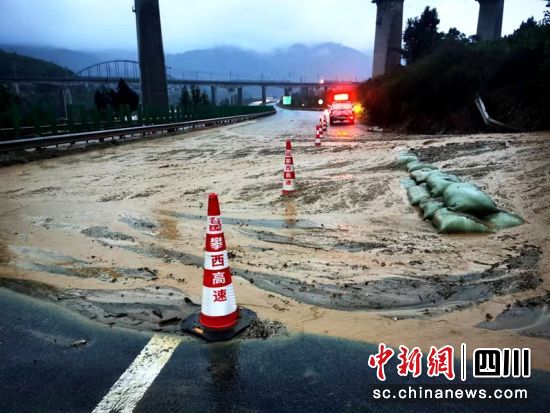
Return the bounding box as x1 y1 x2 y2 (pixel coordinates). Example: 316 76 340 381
352 103 364 115
334 93 349 101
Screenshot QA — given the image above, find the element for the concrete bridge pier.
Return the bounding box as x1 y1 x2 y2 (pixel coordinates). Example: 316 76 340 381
261 86 267 104
372 0 404 77
236 87 243 106
476 0 505 41
134 0 169 109
210 85 217 106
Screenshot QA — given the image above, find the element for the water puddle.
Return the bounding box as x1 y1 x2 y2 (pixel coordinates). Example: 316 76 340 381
137 334 550 413
162 211 325 230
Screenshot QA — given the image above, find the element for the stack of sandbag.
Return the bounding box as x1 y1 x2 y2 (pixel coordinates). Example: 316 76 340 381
407 183 430 205
432 208 492 234
425 172 460 197
397 151 524 234
396 151 419 167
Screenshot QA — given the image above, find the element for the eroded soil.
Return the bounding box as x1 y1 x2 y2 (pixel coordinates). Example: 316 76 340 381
0 108 549 365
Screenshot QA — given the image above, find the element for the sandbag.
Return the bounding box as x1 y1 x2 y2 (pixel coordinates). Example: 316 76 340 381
443 183 499 216
407 184 430 205
400 177 417 189
410 168 439 184
407 162 439 172
425 171 460 188
396 154 418 167
429 175 461 197
433 208 492 234
484 212 524 230
419 198 445 220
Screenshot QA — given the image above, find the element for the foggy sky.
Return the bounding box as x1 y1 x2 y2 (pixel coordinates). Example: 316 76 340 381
0 0 547 53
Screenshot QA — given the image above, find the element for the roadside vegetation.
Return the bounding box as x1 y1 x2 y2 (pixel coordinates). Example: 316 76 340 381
179 85 211 110
94 79 140 114
360 8 550 133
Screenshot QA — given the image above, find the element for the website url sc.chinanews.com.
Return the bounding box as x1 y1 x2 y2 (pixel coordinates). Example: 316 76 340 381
372 385 528 402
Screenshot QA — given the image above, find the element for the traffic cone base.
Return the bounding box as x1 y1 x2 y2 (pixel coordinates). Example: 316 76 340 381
182 307 257 342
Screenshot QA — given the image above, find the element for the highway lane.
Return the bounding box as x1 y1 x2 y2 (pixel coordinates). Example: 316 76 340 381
1 287 549 413
1 108 550 412
0 288 151 413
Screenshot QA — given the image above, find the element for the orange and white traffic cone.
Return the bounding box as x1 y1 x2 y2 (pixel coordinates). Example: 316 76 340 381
200 193 238 330
318 123 324 141
282 139 296 194
322 115 328 131
182 193 256 341
315 125 321 147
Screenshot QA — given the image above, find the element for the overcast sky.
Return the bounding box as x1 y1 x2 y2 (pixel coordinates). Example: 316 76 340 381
0 0 547 53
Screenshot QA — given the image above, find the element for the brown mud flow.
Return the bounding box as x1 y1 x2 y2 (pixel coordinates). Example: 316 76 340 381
0 108 549 367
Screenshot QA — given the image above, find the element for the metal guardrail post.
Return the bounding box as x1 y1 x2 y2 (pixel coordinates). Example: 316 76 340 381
474 95 520 131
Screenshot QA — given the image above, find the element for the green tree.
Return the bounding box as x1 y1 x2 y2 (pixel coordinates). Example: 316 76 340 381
94 80 138 113
444 27 469 43
190 85 202 106
115 79 139 111
402 6 442 64
180 86 191 110
0 84 19 128
94 87 113 111
180 85 191 110
200 90 210 106
0 84 16 114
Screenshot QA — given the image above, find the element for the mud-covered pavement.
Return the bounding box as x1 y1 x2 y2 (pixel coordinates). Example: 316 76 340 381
0 108 549 367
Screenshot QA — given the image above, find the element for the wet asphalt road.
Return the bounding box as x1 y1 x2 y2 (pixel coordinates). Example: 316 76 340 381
1 288 549 413
1 107 549 412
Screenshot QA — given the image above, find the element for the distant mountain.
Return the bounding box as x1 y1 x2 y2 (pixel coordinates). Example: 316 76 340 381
0 43 372 81
0 49 73 77
0 44 99 72
165 43 371 81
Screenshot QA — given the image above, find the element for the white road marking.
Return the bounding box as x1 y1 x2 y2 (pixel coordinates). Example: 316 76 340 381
92 334 181 413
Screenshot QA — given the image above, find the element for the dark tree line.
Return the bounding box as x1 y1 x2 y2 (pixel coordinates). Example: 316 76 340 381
179 85 210 109
94 79 139 112
360 7 550 133
402 7 473 65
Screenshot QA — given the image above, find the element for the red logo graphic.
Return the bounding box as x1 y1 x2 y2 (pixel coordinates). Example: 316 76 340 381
397 345 423 378
368 343 395 381
427 345 455 380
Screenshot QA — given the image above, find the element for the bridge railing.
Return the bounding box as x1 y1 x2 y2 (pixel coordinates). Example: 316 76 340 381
0 104 274 141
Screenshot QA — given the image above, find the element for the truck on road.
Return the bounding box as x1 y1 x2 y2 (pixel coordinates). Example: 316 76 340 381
329 101 355 125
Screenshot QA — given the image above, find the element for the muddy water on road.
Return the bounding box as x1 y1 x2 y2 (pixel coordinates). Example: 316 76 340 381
1 108 549 368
